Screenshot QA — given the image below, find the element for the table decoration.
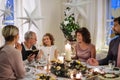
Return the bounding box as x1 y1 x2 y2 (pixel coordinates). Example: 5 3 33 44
69 60 87 74
86 66 120 79
36 73 56 80
50 61 70 78
70 71 83 80
92 68 102 75
58 56 64 63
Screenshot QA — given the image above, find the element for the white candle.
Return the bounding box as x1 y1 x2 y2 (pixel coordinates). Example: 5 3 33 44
65 43 71 61
65 43 71 52
58 56 64 63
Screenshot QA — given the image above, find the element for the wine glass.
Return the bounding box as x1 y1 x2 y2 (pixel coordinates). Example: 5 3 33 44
108 60 115 70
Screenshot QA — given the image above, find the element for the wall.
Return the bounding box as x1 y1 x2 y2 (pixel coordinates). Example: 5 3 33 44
0 0 108 53
40 0 66 53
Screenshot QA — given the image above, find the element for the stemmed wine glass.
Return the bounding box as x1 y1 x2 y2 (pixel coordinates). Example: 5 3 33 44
108 60 116 70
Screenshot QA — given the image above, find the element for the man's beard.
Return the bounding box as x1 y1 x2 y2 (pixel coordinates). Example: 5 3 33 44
115 32 120 35
113 30 120 35
110 31 120 38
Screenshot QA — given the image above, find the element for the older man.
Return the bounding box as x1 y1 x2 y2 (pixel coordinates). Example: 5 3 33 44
87 16 120 67
21 31 38 63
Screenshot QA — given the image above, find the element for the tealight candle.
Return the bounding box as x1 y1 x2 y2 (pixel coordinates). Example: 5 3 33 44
94 68 100 72
44 66 51 72
76 72 82 79
93 68 101 75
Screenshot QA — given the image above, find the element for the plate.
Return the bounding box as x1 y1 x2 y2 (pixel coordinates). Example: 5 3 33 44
103 68 120 74
102 73 119 78
113 67 120 71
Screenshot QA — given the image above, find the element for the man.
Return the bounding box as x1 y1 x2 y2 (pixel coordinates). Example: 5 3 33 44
87 16 120 67
21 31 38 63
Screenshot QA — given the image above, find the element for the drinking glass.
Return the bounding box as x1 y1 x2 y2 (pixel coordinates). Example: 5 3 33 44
108 60 115 70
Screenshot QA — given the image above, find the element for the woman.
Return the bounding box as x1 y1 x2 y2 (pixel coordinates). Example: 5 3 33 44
39 33 59 61
74 27 96 62
0 25 25 80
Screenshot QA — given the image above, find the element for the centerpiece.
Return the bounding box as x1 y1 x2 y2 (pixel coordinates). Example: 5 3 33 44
69 60 87 74
50 60 88 78
36 73 56 80
50 60 70 78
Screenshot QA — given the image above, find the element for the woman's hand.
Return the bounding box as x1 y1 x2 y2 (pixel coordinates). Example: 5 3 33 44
15 42 22 51
87 58 99 66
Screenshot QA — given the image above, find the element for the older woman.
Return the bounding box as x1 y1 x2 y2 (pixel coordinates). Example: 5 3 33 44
73 27 96 62
0 25 25 80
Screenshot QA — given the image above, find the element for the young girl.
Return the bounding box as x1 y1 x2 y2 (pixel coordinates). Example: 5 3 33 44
39 33 59 62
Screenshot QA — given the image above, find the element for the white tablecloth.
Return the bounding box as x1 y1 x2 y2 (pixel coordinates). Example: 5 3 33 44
21 62 120 80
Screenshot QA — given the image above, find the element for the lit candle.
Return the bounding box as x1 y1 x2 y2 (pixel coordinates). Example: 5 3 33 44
94 68 100 72
65 43 71 61
65 43 71 52
70 73 74 79
93 68 101 75
76 72 82 79
44 66 51 71
58 56 64 63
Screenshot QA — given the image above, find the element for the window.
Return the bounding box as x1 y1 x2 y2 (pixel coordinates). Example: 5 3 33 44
4 0 14 25
106 0 120 45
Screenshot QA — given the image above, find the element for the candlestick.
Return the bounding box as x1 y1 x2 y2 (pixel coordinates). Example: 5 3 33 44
46 54 50 74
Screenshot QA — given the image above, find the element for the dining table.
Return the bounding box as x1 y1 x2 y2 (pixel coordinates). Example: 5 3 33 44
20 60 120 80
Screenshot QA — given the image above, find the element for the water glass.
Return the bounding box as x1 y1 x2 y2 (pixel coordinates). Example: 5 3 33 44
108 60 115 69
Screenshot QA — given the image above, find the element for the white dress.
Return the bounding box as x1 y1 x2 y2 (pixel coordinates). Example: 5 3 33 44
39 45 57 61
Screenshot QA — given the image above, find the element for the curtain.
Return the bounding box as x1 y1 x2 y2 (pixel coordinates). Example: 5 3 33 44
0 0 7 46
86 0 106 50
